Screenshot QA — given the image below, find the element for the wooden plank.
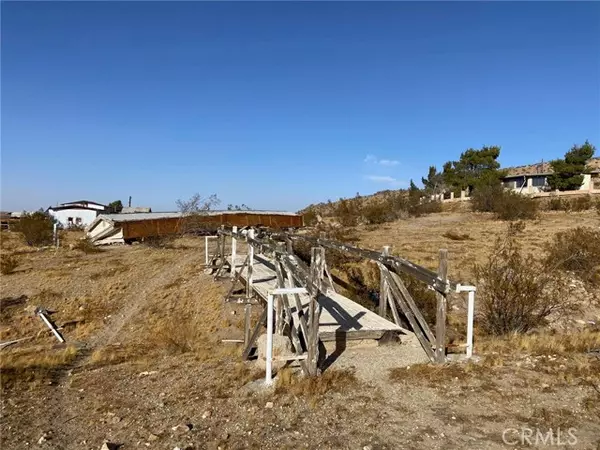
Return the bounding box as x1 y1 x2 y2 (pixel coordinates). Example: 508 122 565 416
384 270 436 362
389 271 436 345
307 247 324 376
435 249 448 364
242 306 268 360
378 246 390 317
225 255 250 300
274 261 286 335
380 265 401 326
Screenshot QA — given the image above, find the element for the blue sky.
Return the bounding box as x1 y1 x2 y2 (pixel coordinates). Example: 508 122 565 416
2 2 599 212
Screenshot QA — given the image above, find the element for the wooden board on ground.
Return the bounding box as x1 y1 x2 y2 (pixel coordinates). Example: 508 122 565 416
227 254 407 342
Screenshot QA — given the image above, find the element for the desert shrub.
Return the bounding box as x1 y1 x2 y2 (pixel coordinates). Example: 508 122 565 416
142 234 176 249
0 254 19 275
335 198 361 226
443 231 471 241
362 202 391 225
303 207 318 226
412 200 443 216
13 211 54 246
72 238 102 254
545 227 600 285
471 179 505 213
547 197 567 211
474 227 575 335
493 191 538 220
569 195 593 212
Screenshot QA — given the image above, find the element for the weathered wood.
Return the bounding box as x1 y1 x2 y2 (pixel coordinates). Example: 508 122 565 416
281 259 311 342
383 270 436 362
378 246 390 317
225 255 250 300
244 304 252 346
230 226 238 279
285 236 293 254
276 234 453 293
242 305 268 360
307 247 324 376
274 260 286 335
435 249 448 364
388 271 436 345
246 230 255 299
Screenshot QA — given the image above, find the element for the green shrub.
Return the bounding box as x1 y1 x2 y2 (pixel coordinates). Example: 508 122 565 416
0 254 19 275
14 211 54 247
546 227 600 285
471 179 505 213
303 208 318 226
362 202 391 225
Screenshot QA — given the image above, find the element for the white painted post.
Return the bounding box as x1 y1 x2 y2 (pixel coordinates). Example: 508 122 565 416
231 226 237 279
460 190 466 201
205 236 209 266
450 192 455 201
265 293 274 385
53 223 58 248
466 290 475 358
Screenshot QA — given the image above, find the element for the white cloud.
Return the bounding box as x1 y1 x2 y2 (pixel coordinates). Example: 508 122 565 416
363 154 399 166
365 175 407 188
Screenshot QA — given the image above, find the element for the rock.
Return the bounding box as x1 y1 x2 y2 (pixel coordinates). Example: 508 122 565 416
138 371 158 377
172 423 193 434
265 402 274 409
109 416 122 424
100 443 120 450
148 434 159 441
256 333 293 372
202 411 212 419
38 434 48 444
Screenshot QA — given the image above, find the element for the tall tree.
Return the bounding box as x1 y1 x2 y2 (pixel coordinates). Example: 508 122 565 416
442 146 502 192
547 141 595 191
421 166 445 194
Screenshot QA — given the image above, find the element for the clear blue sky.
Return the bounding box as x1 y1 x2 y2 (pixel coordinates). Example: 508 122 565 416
2 2 599 212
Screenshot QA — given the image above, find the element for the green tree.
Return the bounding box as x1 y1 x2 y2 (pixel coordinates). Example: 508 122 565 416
108 200 123 213
547 141 595 191
421 166 445 194
442 146 502 193
227 204 251 211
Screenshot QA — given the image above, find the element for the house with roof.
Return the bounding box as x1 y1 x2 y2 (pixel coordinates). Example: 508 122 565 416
47 200 109 228
501 158 600 195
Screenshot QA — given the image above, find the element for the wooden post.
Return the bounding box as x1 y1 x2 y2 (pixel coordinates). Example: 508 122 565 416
219 225 225 258
435 249 448 363
230 226 237 279
244 304 251 346
275 252 286 335
378 246 390 317
307 247 324 376
285 236 293 255
246 229 255 299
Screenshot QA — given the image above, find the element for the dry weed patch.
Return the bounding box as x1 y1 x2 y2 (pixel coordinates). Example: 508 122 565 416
1 254 19 275
1 345 78 388
443 231 472 241
478 330 600 356
275 368 358 400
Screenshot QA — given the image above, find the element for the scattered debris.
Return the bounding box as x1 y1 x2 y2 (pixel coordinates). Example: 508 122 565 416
100 443 120 450
265 401 274 409
172 423 193 434
138 371 158 377
202 411 211 419
35 306 65 343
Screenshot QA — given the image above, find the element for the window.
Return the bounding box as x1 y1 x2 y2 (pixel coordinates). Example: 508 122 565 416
68 217 73 223
75 217 82 225
531 176 546 187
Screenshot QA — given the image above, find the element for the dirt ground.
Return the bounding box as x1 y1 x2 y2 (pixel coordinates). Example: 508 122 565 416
1 212 600 450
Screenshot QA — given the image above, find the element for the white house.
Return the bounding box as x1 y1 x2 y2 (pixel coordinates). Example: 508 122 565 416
47 200 108 228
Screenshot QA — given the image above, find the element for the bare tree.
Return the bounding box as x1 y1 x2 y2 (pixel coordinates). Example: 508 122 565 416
176 193 221 235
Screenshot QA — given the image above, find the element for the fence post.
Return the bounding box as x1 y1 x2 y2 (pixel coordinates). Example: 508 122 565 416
379 246 390 317
435 249 448 363
307 247 324 376
246 229 255 298
285 236 293 254
231 226 237 279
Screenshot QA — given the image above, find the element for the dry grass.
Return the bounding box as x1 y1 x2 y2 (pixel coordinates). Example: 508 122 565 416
275 368 358 400
72 238 103 254
1 253 19 275
442 231 472 241
388 362 489 385
1 345 78 388
478 330 600 356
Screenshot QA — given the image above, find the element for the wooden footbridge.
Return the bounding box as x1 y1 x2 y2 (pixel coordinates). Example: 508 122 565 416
208 227 474 380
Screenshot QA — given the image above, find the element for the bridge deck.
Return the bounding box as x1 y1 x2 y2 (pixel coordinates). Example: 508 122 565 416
226 254 404 342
